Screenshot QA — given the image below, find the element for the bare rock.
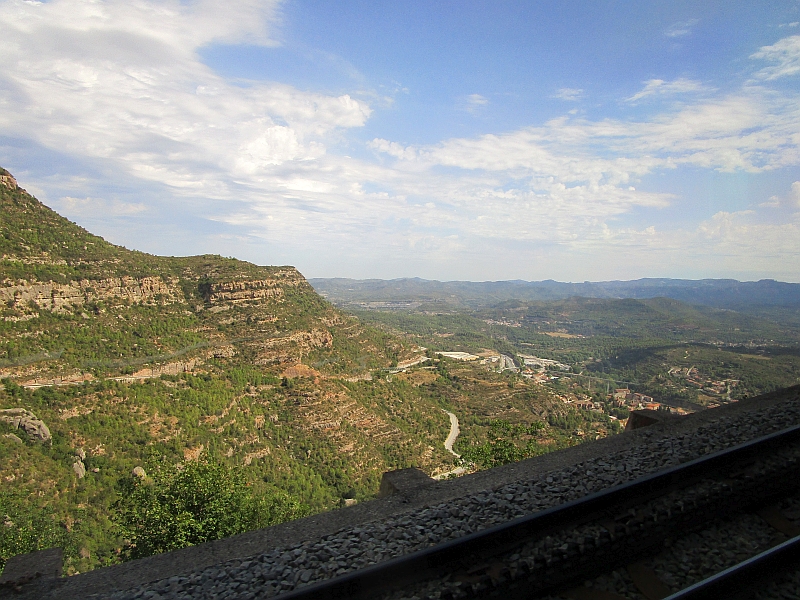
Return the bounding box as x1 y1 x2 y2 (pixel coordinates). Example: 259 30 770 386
0 408 51 443
132 466 147 478
73 460 86 479
75 448 86 460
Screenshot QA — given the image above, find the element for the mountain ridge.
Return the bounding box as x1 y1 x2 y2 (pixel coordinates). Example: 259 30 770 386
310 276 800 311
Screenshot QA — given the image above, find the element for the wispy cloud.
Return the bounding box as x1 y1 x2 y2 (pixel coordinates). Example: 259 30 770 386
553 88 583 101
625 78 710 103
462 93 489 114
665 18 699 38
365 80 800 277
751 35 800 80
58 196 147 217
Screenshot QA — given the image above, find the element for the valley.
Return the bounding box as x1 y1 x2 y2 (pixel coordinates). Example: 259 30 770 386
0 169 607 575
2 166 800 578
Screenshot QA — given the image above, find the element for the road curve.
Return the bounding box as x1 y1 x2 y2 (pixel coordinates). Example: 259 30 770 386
443 410 460 457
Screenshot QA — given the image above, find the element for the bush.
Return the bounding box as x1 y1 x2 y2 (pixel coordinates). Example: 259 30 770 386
113 458 306 560
0 490 72 575
459 420 545 469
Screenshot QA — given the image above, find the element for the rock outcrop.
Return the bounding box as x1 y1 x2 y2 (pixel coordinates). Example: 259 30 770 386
207 279 284 304
0 276 183 313
0 408 51 442
0 172 17 189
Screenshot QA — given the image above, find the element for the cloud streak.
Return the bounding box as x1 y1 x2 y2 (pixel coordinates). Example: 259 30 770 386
625 78 710 103
664 19 699 38
553 88 583 101
751 35 800 80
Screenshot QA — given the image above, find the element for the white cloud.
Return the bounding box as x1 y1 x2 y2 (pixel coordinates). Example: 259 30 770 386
625 78 710 103
0 0 371 194
760 181 800 209
665 19 699 38
462 93 489 114
368 138 418 161
751 35 800 80
553 88 583 101
1 3 798 281
378 88 799 177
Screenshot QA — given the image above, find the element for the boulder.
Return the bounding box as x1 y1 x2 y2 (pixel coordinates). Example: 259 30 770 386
0 408 51 443
75 448 86 460
132 466 147 478
73 460 86 479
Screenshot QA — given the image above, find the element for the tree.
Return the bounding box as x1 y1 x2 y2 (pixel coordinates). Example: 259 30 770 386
459 420 545 469
0 490 72 574
112 458 306 560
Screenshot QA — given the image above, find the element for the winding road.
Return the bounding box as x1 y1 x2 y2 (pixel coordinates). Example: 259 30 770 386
443 410 460 457
434 410 467 480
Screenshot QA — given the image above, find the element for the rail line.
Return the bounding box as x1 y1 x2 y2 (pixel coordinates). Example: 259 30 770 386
275 424 800 600
663 534 800 600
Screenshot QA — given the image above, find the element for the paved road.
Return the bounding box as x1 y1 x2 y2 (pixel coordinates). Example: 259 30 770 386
433 410 469 480
443 410 460 457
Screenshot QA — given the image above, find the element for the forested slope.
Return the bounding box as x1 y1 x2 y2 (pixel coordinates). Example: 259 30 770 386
0 168 455 573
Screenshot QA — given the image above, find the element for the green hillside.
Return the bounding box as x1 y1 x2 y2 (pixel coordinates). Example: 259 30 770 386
9 167 785 576
2 168 602 575
0 170 456 573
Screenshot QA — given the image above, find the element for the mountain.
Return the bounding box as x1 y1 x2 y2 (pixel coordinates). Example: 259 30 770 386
309 277 800 312
0 168 457 573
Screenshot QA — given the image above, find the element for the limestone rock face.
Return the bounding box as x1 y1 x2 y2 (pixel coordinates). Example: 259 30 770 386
0 408 51 443
73 460 86 479
0 276 183 313
0 173 17 189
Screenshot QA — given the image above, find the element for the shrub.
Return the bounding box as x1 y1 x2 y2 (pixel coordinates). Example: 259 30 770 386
0 490 72 575
113 458 306 560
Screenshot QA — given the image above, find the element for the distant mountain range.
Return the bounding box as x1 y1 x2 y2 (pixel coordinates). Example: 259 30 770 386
309 277 800 311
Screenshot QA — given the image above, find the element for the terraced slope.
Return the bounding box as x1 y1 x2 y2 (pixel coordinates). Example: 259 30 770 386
0 168 455 573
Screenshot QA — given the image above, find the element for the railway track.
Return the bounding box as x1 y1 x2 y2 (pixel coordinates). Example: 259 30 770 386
275 424 800 600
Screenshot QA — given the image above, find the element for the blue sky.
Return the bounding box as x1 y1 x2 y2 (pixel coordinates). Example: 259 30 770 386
1 0 799 282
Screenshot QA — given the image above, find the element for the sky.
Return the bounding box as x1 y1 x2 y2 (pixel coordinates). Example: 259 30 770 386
1 0 800 282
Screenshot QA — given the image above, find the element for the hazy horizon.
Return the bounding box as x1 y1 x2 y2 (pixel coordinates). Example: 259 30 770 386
1 1 799 282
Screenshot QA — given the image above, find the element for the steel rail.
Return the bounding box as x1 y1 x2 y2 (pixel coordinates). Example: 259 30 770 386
275 424 800 600
664 534 800 600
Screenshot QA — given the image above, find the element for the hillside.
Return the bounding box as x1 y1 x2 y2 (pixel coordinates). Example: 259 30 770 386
0 168 462 573
3 168 608 575
8 167 793 577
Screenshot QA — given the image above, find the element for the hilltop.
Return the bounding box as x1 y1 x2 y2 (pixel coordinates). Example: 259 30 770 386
0 166 406 380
